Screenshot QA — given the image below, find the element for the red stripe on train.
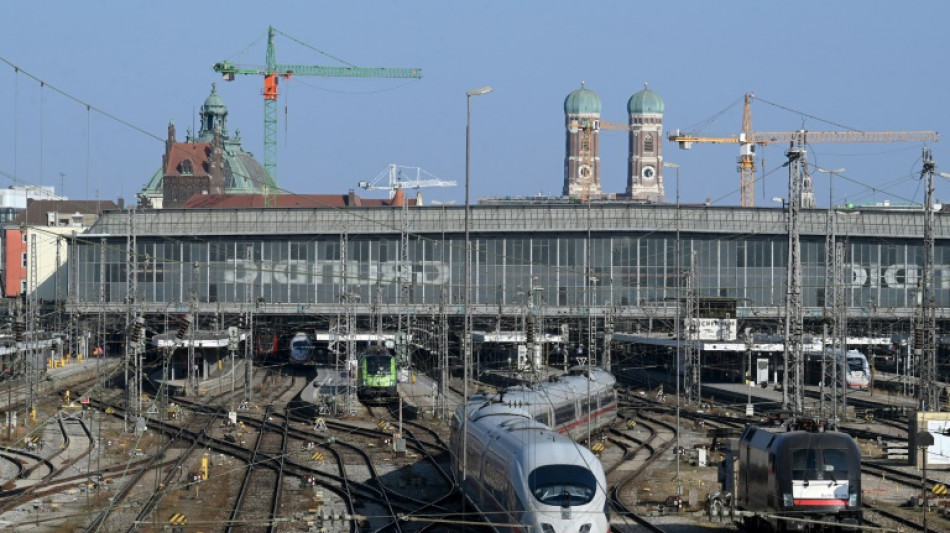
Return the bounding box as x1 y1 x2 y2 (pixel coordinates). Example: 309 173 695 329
794 499 847 506
556 403 618 434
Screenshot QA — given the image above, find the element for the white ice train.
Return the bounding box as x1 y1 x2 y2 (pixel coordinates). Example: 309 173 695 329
450 366 617 533
288 332 315 366
803 349 871 391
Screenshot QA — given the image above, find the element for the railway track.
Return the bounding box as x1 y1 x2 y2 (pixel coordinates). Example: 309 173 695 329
0 416 93 511
604 398 678 532
227 407 288 533
83 401 220 532
864 501 928 532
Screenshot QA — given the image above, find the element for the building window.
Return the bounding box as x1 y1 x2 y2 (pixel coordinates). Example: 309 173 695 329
21 252 27 267
644 134 654 153
22 232 27 243
20 280 26 293
180 159 194 175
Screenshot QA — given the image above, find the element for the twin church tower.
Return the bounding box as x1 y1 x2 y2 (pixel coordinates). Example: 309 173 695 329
563 83 665 202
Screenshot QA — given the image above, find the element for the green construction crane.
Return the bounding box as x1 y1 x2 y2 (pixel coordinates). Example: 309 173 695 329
213 26 422 206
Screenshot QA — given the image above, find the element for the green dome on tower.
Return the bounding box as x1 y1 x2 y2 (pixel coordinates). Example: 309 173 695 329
564 83 602 114
627 83 664 114
203 83 226 110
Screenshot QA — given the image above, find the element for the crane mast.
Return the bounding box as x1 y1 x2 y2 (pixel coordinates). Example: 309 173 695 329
739 93 754 208
213 27 422 206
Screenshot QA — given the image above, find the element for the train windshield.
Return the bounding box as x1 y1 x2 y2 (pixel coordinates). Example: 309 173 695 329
822 449 850 476
528 465 597 506
363 355 392 375
791 449 850 480
847 358 864 372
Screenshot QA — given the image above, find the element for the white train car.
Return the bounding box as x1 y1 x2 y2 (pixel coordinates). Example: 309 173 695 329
844 350 871 390
450 366 615 533
477 365 618 439
804 349 870 391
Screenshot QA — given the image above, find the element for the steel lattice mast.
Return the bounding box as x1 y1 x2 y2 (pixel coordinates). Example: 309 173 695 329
783 141 806 413
685 253 701 405
833 241 848 421
919 148 939 411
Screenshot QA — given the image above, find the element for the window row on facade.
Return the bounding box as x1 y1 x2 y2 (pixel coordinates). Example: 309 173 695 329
72 233 948 311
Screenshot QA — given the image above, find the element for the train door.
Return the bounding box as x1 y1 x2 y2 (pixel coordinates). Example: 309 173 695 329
756 358 769 386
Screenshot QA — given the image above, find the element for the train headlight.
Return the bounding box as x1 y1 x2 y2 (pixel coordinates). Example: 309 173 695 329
783 493 793 507
541 524 555 533
849 493 858 507
579 524 592 533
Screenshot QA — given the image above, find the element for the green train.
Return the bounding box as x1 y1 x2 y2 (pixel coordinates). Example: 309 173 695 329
356 350 398 402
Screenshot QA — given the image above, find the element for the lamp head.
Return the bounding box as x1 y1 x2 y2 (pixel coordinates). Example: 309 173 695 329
466 86 493 97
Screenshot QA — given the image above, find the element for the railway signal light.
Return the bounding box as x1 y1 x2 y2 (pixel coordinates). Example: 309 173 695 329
526 320 535 344
14 320 24 342
176 315 192 340
130 316 145 343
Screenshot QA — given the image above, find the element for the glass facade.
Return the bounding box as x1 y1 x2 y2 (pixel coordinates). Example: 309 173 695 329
73 231 947 314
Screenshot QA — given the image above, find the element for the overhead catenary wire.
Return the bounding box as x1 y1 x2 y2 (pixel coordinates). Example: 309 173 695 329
0 53 937 302
0 50 939 387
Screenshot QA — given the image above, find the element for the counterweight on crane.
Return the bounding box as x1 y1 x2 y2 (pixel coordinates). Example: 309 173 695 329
667 93 939 207
213 27 422 206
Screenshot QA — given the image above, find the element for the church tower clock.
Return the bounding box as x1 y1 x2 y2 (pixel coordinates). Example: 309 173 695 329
626 83 665 202
563 83 602 199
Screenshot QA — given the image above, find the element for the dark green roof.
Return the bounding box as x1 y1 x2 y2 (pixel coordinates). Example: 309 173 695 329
628 83 664 114
564 83 602 115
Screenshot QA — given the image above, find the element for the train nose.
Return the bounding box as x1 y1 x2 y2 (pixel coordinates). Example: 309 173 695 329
539 524 594 533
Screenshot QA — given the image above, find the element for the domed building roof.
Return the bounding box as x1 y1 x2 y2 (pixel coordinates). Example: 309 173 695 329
628 83 664 114
202 84 226 110
564 83 602 115
138 85 277 208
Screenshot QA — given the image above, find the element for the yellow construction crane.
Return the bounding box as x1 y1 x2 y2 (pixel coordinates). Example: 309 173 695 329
667 93 940 207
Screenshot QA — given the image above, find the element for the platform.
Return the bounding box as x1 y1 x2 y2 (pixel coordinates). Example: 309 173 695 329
155 357 247 397
703 380 918 416
299 366 356 417
46 355 120 387
397 373 462 420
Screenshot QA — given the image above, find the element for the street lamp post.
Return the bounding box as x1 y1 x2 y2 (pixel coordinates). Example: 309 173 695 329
815 167 846 208
463 86 491 486
663 160 681 483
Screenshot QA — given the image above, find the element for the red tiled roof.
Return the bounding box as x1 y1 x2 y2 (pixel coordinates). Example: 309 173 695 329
181 193 416 209
166 142 211 175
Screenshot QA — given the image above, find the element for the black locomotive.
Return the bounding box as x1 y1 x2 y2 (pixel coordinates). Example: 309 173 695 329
736 424 861 531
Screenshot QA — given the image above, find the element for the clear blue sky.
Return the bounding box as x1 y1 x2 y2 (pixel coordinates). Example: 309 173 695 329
1 1 948 208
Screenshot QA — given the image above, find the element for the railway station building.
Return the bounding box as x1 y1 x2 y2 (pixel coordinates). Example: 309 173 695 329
52 84 950 379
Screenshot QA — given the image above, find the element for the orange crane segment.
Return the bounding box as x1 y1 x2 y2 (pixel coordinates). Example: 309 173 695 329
264 74 278 101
